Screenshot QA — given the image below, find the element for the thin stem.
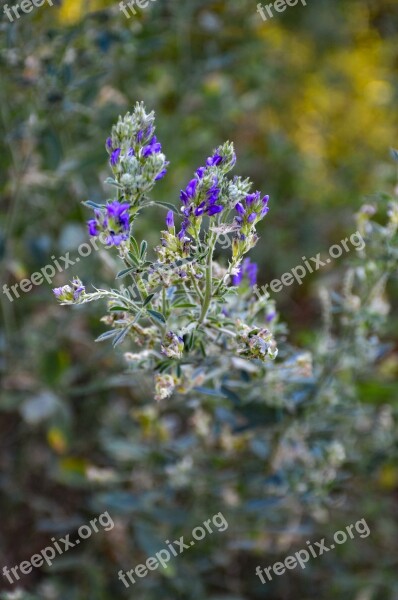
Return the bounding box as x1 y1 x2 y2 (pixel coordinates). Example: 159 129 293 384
198 233 216 325
190 273 204 302
214 255 241 296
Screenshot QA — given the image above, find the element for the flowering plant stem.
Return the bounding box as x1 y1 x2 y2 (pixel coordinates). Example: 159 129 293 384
54 103 279 400
198 233 216 326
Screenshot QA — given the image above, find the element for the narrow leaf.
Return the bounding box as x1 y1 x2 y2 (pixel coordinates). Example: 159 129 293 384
130 237 140 258
95 329 119 342
143 293 155 307
153 201 179 213
128 253 140 267
147 309 166 324
112 325 132 347
172 302 197 308
116 267 136 279
140 240 148 260
82 200 104 209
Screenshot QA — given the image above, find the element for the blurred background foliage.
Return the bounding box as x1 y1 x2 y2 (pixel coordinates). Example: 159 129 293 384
0 0 398 598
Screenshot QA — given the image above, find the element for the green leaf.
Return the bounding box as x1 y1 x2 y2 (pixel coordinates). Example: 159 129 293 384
186 331 195 351
147 309 166 324
128 253 140 267
156 359 174 373
140 240 148 259
130 236 140 258
95 330 119 342
116 267 136 279
82 200 104 209
172 302 197 308
143 293 155 307
153 201 179 213
112 326 132 347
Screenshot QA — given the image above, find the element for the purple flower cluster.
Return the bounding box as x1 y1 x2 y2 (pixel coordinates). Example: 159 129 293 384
53 278 85 303
106 130 167 181
178 151 228 239
161 331 184 359
136 125 153 144
87 200 130 246
166 210 174 229
142 135 162 157
232 258 258 287
235 192 269 230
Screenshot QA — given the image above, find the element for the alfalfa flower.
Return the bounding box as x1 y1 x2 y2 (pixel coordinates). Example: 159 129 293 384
154 373 177 401
232 258 258 287
87 201 130 247
106 102 168 198
236 323 278 362
161 331 184 359
53 278 85 304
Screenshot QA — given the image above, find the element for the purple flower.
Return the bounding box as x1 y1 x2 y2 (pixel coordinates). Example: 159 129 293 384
72 280 85 300
136 125 153 144
87 219 99 236
245 192 260 206
53 279 85 303
231 267 243 286
244 258 258 286
155 168 167 181
178 217 190 239
206 153 223 167
142 135 162 157
194 201 206 217
232 258 258 287
106 137 113 150
196 166 206 178
234 192 270 233
261 195 270 216
207 204 223 216
110 148 121 166
166 210 174 229
88 201 130 247
206 179 220 204
180 178 198 204
106 200 130 225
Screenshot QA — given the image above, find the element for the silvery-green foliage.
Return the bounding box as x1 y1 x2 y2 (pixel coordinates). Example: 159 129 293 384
54 103 277 401
54 104 398 513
